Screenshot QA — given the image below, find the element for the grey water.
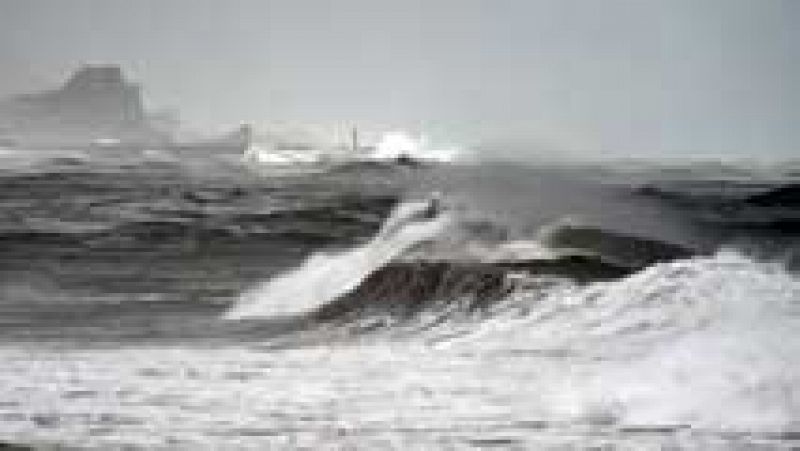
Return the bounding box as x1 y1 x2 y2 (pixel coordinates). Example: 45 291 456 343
0 148 799 449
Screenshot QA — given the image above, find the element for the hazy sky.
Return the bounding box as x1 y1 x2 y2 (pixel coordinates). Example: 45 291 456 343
1 0 798 158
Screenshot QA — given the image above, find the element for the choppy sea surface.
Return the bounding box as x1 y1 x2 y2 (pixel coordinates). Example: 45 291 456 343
0 148 798 449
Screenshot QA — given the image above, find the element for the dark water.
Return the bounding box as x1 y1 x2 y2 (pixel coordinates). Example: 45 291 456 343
0 149 798 449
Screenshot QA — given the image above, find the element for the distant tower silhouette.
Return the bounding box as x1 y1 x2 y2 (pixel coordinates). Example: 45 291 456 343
239 123 252 146
351 125 359 154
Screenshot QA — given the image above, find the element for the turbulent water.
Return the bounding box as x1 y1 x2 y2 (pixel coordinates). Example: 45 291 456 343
0 148 798 449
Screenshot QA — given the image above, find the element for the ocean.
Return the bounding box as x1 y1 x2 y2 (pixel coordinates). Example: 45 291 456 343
0 148 798 449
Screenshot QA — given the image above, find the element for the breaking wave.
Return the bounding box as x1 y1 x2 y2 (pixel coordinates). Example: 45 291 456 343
225 199 451 318
226 195 702 323
223 194 800 431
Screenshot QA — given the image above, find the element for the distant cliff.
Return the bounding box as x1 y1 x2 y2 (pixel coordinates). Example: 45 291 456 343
0 65 169 148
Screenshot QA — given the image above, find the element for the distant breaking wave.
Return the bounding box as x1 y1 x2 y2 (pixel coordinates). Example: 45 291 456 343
243 131 462 166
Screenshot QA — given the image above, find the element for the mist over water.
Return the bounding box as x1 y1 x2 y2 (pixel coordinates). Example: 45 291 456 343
0 147 796 448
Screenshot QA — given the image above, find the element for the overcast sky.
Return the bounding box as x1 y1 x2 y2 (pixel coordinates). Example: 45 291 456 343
1 0 797 158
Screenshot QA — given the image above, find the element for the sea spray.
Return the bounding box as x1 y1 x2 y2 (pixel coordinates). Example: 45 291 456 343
225 199 450 319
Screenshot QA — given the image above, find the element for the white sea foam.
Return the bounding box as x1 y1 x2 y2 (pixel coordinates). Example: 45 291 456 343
442 251 800 430
243 144 324 165
2 250 797 448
